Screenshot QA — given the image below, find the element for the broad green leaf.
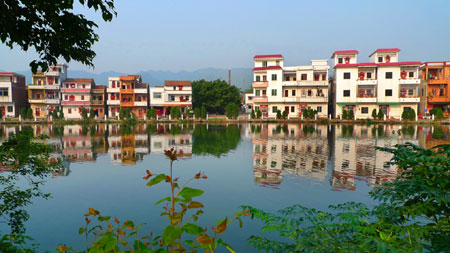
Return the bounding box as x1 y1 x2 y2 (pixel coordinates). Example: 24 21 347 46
162 225 182 245
78 228 86 235
155 197 171 206
146 174 167 187
179 187 204 199
183 222 204 235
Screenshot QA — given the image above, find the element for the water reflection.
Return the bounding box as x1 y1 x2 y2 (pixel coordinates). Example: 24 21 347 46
0 123 447 191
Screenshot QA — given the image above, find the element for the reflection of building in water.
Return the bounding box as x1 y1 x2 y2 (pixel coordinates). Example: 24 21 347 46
151 125 192 159
62 125 94 162
331 125 420 191
91 124 108 155
423 125 450 149
251 124 330 188
108 125 150 165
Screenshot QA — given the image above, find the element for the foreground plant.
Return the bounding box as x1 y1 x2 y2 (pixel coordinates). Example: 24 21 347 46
244 143 449 252
62 148 248 252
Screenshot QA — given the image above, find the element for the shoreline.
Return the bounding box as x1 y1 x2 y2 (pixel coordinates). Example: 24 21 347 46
0 117 448 125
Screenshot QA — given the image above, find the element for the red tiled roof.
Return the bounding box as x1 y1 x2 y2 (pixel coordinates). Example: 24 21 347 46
64 78 94 83
254 54 283 59
164 80 191 86
369 48 400 57
252 66 283 71
378 61 421 66
331 50 359 58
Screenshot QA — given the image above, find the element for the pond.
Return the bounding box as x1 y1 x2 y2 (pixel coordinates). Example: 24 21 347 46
0 123 448 251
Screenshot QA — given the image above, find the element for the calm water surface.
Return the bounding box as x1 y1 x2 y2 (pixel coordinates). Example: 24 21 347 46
0 123 448 251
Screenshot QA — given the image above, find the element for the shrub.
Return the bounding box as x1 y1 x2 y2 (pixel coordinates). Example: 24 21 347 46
225 103 239 119
147 108 156 119
80 108 88 119
377 109 384 120
342 109 348 120
372 109 377 119
89 108 96 119
201 105 207 119
170 107 181 119
256 109 261 119
20 108 27 119
26 108 33 119
250 109 256 119
276 110 282 119
430 108 444 120
348 109 354 120
194 108 201 118
282 110 287 119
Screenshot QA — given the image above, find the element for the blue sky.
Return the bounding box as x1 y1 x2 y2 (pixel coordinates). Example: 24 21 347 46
1 0 449 73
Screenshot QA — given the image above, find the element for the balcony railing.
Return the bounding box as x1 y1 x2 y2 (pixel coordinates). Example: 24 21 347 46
91 100 104 105
399 78 420 85
252 81 269 88
61 88 90 93
253 96 268 103
120 89 134 94
356 79 377 85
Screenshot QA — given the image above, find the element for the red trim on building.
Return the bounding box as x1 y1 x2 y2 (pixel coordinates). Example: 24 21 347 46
254 54 283 59
335 61 421 68
252 66 283 71
331 50 359 58
369 48 401 57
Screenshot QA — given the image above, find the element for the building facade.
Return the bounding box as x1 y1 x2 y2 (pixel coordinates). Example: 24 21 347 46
420 62 450 116
107 75 149 119
0 72 27 117
332 49 421 119
247 55 330 118
149 80 192 117
28 63 68 118
61 78 95 119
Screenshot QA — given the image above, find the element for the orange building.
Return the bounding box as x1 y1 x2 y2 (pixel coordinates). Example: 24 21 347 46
107 75 149 119
420 62 450 116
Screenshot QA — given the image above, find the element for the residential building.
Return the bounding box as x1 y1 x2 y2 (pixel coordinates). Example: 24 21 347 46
28 63 68 118
91 85 107 119
332 49 421 119
244 92 253 113
420 61 450 116
107 75 149 119
149 80 192 117
0 72 27 117
247 55 330 118
61 78 95 119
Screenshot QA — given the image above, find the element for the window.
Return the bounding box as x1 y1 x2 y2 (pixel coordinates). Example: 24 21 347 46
255 90 260 96
272 106 278 113
378 57 383 63
385 72 393 79
403 107 411 112
64 95 68 100
366 72 372 79
343 90 350 97
81 95 84 100
292 90 296 96
317 106 322 113
343 72 351 79
262 61 267 67
440 88 445 96
185 96 189 101
82 84 86 88
170 95 175 101
285 76 290 81
385 89 393 96
263 75 267 81
308 89 312 96
173 86 176 90
271 89 277 96
153 92 161 99
7 106 13 112
256 76 261 82
271 74 277 81
68 108 72 114
408 89 414 96
276 60 280 66
409 72 414 78
262 90 266 95
291 106 295 112
338 58 343 64
361 107 369 114
301 74 307 80
112 81 115 88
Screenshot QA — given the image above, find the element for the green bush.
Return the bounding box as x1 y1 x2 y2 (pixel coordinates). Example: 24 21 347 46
89 108 95 119
276 110 282 119
225 103 239 119
282 110 287 119
430 108 444 120
59 109 64 119
348 109 354 120
342 109 348 120
377 109 384 120
372 109 377 119
201 105 207 119
194 108 201 118
170 107 181 119
256 109 261 119
402 109 416 120
26 108 33 119
250 109 256 119
80 108 88 119
147 108 156 119
20 108 27 119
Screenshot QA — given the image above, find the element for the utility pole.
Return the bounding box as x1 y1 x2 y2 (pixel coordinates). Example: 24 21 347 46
228 69 231 85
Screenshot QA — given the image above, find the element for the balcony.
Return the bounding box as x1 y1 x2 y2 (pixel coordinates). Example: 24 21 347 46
252 81 269 88
0 96 12 103
107 100 120 105
28 84 45 89
282 97 301 102
297 80 328 86
44 84 60 89
429 78 448 85
356 79 377 85
134 88 148 94
46 98 60 104
281 81 298 87
399 97 420 103
134 101 148 107
298 96 328 103
121 101 134 107
253 96 268 103
428 94 450 103
61 101 89 106
61 88 90 93
108 88 120 93
399 78 420 85
120 89 134 94
91 100 104 105
356 97 377 103
356 89 377 103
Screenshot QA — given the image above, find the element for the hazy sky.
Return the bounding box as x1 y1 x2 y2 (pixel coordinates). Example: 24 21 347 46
1 0 450 73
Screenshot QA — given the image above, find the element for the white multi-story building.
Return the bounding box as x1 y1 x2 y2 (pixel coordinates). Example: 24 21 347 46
0 72 27 117
332 48 421 119
246 55 330 118
149 80 192 117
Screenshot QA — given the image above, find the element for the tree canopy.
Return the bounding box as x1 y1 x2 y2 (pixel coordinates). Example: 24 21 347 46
192 79 241 114
0 0 116 72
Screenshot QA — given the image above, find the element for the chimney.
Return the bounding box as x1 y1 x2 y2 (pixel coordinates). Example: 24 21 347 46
228 69 231 85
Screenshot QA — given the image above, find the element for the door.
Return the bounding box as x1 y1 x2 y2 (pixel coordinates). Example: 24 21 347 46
380 105 389 118
284 90 288 97
138 109 143 118
299 105 307 117
260 105 268 117
284 106 289 115
35 108 40 117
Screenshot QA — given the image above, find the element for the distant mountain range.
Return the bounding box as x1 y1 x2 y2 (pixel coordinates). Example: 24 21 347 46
2 68 253 91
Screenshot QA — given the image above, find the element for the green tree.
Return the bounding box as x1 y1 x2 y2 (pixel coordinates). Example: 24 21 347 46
194 108 201 118
225 103 239 119
26 108 33 119
377 109 384 120
201 105 207 119
59 109 64 119
372 109 377 119
282 110 287 119
147 108 156 119
192 79 241 114
192 125 241 157
342 109 348 120
256 109 261 119
80 108 88 119
250 109 256 119
431 107 444 120
348 109 354 120
89 108 95 119
19 107 27 119
276 110 282 119
0 0 116 72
